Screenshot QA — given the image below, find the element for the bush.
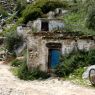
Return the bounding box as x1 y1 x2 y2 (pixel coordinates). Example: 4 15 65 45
35 0 67 14
11 59 23 67
72 67 85 78
16 0 27 17
87 49 95 65
68 67 88 86
22 0 68 23
17 63 50 80
55 49 95 77
86 8 95 31
0 5 8 17
5 31 24 53
23 8 42 23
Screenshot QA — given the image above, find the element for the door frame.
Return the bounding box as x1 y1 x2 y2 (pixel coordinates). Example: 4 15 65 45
46 43 62 72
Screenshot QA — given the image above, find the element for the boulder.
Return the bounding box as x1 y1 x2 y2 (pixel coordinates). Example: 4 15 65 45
82 65 95 79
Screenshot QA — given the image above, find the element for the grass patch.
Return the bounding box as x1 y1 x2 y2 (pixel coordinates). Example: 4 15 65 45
11 67 19 76
11 59 23 67
67 67 91 86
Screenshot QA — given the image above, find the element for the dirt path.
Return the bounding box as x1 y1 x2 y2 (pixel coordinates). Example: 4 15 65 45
0 62 95 95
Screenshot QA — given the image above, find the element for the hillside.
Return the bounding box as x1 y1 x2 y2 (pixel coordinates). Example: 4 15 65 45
0 0 95 36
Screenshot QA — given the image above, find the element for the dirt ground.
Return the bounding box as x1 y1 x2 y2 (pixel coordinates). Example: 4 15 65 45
0 62 95 95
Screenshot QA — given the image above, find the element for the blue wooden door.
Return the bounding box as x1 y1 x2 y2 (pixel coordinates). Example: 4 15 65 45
50 49 61 69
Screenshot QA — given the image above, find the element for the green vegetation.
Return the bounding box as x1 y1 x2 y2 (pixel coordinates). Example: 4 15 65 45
18 63 50 80
1 0 95 35
86 8 95 31
67 67 91 86
5 31 24 53
23 8 42 23
64 11 85 33
11 59 23 67
55 49 95 77
16 0 27 16
11 60 50 80
2 0 95 82
63 0 95 35
0 5 8 17
22 0 68 23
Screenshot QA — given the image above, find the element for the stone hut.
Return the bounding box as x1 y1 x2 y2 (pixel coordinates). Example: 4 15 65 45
32 18 64 32
27 18 95 72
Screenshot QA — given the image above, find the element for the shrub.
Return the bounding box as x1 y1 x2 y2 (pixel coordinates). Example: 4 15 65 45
72 67 85 78
23 8 42 23
35 0 67 14
16 0 27 17
87 49 95 65
17 63 32 80
68 67 87 86
55 49 95 77
0 5 8 17
5 31 24 53
11 59 23 67
17 63 50 80
22 0 68 23
86 8 95 31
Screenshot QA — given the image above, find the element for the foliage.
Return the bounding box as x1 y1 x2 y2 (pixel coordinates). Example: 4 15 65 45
84 0 95 31
63 0 95 35
68 67 90 86
16 17 24 25
55 49 95 77
19 65 49 80
64 11 85 33
87 49 95 65
71 67 85 78
35 0 68 13
11 67 19 76
11 59 23 67
86 8 95 31
12 62 50 80
5 31 24 53
22 0 68 23
23 8 42 23
16 0 27 16
5 15 18 25
82 0 95 13
0 5 8 17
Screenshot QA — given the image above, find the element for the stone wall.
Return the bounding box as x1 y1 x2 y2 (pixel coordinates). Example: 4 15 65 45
27 32 95 71
32 18 64 32
49 20 64 31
